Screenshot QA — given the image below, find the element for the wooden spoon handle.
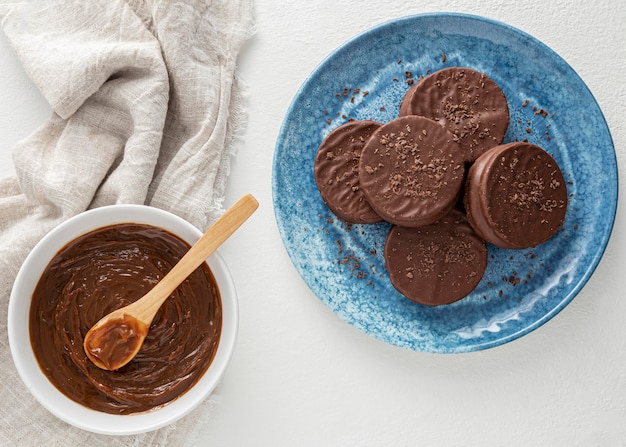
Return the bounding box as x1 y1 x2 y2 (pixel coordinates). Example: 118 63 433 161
132 194 259 323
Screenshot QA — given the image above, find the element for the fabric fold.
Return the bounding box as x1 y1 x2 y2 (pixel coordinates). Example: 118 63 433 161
0 0 254 444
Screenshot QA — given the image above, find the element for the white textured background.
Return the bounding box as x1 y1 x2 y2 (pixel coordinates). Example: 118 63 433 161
2 1 625 445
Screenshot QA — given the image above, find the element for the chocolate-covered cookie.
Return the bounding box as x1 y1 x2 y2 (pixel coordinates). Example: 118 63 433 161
384 209 487 306
464 142 568 249
314 120 383 223
358 115 465 227
399 67 509 162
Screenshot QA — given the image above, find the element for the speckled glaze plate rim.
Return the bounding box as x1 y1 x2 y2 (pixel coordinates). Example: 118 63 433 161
272 12 617 353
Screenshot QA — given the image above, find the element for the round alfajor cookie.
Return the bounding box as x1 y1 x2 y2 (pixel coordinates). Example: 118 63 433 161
464 141 568 249
399 67 509 162
384 209 488 306
314 120 383 224
358 115 465 227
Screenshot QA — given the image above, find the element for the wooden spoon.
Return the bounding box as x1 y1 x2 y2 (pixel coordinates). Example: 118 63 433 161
83 194 258 371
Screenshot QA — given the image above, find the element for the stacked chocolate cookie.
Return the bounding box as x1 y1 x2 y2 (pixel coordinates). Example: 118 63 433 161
314 67 567 306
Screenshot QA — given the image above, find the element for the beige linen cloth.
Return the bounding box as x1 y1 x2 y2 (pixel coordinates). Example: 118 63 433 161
0 0 253 445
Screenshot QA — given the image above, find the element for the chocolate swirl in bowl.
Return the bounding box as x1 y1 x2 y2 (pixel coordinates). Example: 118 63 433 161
29 223 222 415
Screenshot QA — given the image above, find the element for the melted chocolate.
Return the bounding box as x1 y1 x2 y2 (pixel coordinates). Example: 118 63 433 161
84 314 149 371
399 67 509 162
29 223 222 414
358 115 465 227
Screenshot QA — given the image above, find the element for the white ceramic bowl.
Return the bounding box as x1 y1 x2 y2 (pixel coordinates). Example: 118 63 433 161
8 205 238 435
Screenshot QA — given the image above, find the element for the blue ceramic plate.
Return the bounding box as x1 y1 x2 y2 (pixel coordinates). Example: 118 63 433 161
272 13 617 353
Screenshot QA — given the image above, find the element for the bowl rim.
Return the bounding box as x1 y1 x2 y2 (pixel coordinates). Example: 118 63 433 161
8 204 238 435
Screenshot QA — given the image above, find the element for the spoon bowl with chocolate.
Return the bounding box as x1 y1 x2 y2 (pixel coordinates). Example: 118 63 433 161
83 194 258 371
8 202 249 435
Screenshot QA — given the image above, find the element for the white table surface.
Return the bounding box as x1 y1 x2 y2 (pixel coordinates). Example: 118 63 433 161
2 1 625 445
